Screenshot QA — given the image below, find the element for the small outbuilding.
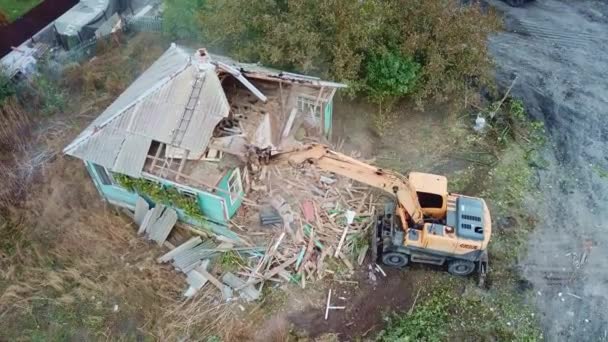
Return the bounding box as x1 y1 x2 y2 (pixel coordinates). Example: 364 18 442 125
63 44 345 232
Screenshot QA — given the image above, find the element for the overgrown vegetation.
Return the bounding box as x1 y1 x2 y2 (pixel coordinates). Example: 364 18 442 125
191 0 500 107
0 71 15 103
162 0 205 40
377 277 541 341
114 174 207 221
364 49 421 104
0 0 42 22
61 34 169 99
218 250 244 271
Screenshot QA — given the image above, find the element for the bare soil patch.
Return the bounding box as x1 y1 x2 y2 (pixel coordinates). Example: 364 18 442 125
288 268 426 340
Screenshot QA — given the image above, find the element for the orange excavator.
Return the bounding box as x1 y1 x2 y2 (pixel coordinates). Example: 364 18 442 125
272 144 492 284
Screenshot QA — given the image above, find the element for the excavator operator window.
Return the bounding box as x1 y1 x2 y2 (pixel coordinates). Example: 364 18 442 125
417 192 443 209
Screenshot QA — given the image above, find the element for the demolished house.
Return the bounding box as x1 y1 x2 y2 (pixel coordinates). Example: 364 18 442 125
63 44 346 233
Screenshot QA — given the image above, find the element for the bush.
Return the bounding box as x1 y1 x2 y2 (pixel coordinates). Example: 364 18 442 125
364 49 420 104
0 71 15 105
199 0 500 106
163 0 206 40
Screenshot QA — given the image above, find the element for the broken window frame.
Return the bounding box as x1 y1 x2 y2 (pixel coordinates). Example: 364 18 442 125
92 163 114 186
178 187 198 200
227 168 243 205
296 95 323 124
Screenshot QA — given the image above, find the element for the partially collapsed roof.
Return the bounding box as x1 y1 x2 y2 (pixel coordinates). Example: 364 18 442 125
64 44 346 178
64 44 230 177
210 54 347 89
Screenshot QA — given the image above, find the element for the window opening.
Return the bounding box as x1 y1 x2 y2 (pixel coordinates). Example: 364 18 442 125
227 168 243 205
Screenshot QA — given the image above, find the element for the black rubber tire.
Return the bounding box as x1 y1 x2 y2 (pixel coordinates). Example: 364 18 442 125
448 260 476 276
382 252 409 267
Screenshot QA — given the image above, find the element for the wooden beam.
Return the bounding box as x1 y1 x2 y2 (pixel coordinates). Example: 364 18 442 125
150 143 164 171
176 149 189 182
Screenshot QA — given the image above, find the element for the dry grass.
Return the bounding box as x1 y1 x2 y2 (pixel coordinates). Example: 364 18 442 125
0 97 33 207
61 33 168 99
0 32 253 340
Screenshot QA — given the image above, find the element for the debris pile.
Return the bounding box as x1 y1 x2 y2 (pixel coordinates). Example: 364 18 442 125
228 161 377 290
127 152 380 302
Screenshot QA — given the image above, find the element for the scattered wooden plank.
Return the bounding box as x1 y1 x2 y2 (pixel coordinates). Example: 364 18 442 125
357 245 369 265
299 228 315 272
149 208 178 245
134 197 149 225
301 200 315 222
324 289 332 320
339 252 354 272
196 267 224 291
223 272 260 301
157 236 202 263
281 107 298 138
334 225 350 257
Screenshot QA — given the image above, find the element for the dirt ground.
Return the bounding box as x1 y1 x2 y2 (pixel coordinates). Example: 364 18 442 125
288 268 424 340
488 0 608 340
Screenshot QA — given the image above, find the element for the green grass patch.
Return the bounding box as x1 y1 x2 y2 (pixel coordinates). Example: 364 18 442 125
377 276 541 341
218 250 244 271
0 0 42 22
2 298 107 341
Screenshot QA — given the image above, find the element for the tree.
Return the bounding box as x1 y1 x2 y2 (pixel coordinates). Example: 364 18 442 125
198 0 501 106
163 0 206 40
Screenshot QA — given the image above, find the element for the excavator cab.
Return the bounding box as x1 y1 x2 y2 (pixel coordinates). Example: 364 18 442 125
408 172 448 219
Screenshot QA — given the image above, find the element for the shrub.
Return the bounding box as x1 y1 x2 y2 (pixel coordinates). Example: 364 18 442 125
33 76 66 116
199 0 500 106
0 71 15 105
364 49 420 104
163 0 206 40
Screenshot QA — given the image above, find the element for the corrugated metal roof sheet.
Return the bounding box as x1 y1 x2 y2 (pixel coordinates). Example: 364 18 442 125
209 53 347 88
180 70 230 154
64 45 343 179
114 134 152 177
55 0 110 36
64 45 230 178
68 109 131 168
65 45 191 153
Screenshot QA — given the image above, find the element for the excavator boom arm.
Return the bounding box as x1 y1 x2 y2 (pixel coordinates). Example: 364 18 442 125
272 144 425 226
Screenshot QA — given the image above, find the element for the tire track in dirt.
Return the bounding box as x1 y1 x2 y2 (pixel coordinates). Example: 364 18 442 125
489 0 608 340
510 18 606 49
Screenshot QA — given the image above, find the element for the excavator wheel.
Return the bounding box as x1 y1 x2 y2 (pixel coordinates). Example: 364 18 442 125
382 252 409 267
371 213 385 263
447 260 476 276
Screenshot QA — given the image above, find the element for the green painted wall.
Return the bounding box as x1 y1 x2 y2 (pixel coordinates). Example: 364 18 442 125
85 162 242 238
85 162 233 225
85 162 138 208
217 168 244 217
324 100 333 136
197 191 228 223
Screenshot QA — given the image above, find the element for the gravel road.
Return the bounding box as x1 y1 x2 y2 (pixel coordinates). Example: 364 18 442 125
488 0 608 340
